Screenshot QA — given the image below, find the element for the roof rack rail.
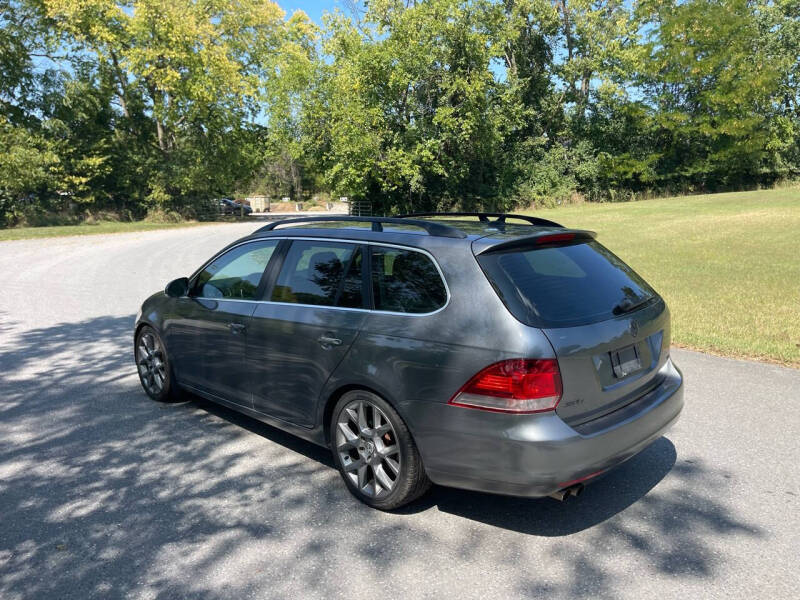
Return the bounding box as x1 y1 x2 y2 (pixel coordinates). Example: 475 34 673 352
396 212 563 228
255 215 467 239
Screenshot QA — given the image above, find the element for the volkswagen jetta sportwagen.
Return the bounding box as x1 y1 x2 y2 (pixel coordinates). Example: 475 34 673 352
134 213 683 509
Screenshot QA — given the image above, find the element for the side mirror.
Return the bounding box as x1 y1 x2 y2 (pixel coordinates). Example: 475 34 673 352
165 277 189 298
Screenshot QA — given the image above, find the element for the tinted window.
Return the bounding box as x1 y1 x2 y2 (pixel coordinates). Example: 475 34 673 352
193 241 278 299
370 246 447 313
271 240 364 308
478 240 657 327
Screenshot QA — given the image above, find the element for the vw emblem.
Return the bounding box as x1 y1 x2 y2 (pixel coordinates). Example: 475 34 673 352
629 320 639 338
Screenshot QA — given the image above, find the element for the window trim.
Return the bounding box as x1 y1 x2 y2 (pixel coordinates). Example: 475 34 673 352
186 236 450 317
333 245 365 308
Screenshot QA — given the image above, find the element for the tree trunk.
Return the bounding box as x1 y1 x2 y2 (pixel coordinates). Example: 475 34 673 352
155 119 167 152
557 0 578 97
146 81 169 152
109 51 131 119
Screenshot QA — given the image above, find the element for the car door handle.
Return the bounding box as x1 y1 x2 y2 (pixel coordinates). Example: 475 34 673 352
228 322 246 334
317 335 342 348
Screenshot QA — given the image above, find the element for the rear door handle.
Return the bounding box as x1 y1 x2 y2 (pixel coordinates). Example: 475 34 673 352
317 335 342 348
228 322 246 334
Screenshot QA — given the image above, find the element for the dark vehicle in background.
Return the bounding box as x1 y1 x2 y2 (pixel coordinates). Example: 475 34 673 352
134 213 683 510
218 198 252 216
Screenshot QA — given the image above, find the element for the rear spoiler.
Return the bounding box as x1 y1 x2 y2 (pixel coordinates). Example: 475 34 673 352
474 230 597 255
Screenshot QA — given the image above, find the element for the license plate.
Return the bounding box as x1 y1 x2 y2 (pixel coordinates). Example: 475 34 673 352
611 344 641 378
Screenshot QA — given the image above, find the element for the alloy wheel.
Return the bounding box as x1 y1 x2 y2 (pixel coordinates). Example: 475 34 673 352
136 330 167 396
335 398 401 498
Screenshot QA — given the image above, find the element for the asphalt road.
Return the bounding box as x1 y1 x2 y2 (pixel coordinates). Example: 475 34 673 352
1 223 798 600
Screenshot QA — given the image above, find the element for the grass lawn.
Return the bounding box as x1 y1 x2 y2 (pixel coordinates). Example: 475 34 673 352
0 220 211 241
525 188 800 367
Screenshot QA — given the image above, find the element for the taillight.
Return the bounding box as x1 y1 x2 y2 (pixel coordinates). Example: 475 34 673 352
449 359 562 414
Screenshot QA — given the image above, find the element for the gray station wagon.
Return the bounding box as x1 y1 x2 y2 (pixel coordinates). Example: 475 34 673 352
134 213 684 509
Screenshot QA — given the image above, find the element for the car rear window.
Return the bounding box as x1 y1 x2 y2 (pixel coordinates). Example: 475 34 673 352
477 240 657 327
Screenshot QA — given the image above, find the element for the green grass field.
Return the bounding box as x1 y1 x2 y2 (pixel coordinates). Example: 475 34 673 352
0 220 210 241
526 188 800 366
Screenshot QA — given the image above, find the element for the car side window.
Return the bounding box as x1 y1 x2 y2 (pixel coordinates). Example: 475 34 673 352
192 241 278 300
370 246 447 313
271 240 364 308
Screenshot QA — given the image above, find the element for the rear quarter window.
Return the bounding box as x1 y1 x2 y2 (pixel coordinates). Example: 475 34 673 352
370 246 447 314
478 240 657 327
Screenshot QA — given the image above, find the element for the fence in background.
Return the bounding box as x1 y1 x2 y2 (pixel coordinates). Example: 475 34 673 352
191 200 250 222
348 200 373 216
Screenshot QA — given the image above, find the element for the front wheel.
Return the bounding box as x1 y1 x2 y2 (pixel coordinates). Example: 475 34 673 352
135 325 179 402
331 390 430 510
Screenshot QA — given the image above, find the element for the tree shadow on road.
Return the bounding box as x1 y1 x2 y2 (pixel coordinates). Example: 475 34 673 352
403 436 680 535
0 315 764 600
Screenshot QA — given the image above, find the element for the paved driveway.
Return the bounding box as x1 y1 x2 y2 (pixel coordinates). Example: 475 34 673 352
1 223 798 599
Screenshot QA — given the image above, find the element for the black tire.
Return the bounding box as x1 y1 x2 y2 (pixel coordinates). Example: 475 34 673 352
134 325 180 402
330 390 431 510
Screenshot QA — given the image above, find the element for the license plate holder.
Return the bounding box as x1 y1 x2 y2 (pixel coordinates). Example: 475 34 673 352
611 344 641 378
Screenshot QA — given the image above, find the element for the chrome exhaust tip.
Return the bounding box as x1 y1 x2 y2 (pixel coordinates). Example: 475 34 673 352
569 483 584 497
548 483 584 501
548 489 570 501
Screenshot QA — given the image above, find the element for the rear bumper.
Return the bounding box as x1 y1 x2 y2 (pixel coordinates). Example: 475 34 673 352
407 358 683 497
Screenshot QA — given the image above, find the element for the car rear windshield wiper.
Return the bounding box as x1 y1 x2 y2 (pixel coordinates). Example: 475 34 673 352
612 296 652 316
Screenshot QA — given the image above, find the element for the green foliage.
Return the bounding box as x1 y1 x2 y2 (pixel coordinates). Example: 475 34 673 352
0 116 61 225
302 0 510 213
1 0 798 224
636 0 785 188
1 0 316 225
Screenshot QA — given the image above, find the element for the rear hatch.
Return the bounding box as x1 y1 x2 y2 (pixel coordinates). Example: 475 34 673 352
475 232 671 427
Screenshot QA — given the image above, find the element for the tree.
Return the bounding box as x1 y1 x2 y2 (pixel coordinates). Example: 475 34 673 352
0 115 61 224
305 0 518 213
759 0 800 179
637 0 785 189
43 0 316 206
553 0 641 120
2 0 799 224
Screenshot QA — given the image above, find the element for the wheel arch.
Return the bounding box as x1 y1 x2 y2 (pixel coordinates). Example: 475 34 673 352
134 319 172 363
134 320 150 339
321 383 404 446
134 319 163 347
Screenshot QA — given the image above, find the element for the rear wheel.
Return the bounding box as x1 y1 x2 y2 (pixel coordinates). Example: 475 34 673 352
135 325 179 402
331 390 430 510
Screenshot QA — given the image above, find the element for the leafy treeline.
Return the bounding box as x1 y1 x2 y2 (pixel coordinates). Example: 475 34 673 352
1 0 798 224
